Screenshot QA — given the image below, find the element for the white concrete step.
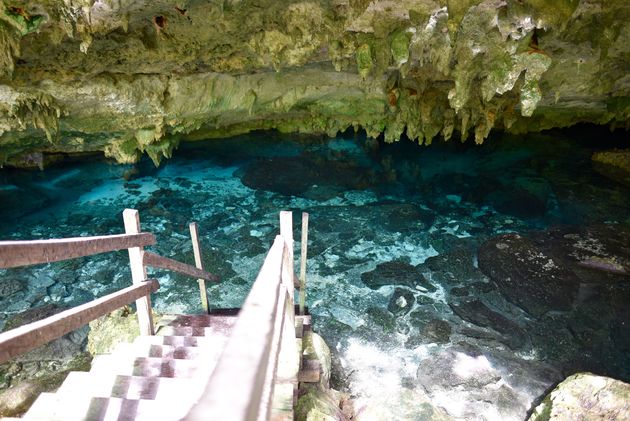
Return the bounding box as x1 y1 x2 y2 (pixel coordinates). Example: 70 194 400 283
90 355 216 378
133 334 229 354
156 326 233 337
133 334 219 348
55 372 205 402
111 341 205 360
24 393 192 421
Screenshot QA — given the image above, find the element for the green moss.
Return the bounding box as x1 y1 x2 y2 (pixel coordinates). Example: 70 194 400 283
295 385 341 421
1 8 45 36
390 30 410 66
355 43 373 79
87 307 162 355
523 0 580 28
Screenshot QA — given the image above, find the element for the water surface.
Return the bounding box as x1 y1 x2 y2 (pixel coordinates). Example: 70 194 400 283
1 127 629 420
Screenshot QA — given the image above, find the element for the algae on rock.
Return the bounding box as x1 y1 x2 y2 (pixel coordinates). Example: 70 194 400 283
0 0 627 165
528 372 630 421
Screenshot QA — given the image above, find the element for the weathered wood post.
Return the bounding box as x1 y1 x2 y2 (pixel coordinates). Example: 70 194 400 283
123 209 154 335
189 222 210 314
299 212 309 316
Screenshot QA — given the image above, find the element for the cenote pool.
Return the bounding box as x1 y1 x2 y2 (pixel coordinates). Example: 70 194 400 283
1 127 629 420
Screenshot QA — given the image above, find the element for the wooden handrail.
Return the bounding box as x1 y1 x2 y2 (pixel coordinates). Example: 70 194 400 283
143 251 220 282
0 279 160 364
0 233 156 269
186 236 286 421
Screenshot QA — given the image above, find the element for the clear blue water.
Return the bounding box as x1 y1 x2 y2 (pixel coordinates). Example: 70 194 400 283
1 128 629 420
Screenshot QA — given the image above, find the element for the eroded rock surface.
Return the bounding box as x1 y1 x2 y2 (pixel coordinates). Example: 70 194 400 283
0 0 628 165
478 233 580 317
361 260 436 291
528 373 630 421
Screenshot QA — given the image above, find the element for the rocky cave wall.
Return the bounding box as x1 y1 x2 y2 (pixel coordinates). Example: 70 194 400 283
0 0 628 166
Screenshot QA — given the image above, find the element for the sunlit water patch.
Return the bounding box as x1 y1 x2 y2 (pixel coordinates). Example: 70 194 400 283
1 128 629 420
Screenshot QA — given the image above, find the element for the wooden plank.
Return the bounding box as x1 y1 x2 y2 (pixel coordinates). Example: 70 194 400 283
143 251 220 282
186 236 285 421
189 222 210 313
279 211 295 298
276 291 299 383
0 232 155 269
0 279 159 364
298 212 309 316
257 284 289 421
123 209 154 336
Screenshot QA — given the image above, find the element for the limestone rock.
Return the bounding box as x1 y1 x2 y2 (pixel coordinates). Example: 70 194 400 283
0 380 44 417
2 304 60 332
0 279 23 299
592 149 630 187
449 299 526 349
0 0 628 165
528 373 630 421
478 234 580 317
387 287 415 316
295 385 348 421
303 332 332 388
361 260 435 291
0 352 91 417
421 319 452 344
87 306 145 355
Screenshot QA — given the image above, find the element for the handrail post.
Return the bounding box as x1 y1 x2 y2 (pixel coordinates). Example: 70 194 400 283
189 222 210 314
299 212 309 316
123 209 154 336
279 211 295 299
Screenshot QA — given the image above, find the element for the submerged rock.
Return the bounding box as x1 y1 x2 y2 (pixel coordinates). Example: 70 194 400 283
421 319 452 344
423 247 488 287
416 347 563 420
531 224 630 283
450 299 526 349
361 260 436 291
0 279 23 299
240 155 372 197
478 234 580 317
387 287 416 316
528 373 630 421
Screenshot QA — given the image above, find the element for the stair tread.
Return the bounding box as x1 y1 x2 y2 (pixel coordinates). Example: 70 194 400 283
156 326 234 337
134 334 222 348
109 342 208 360
25 392 194 421
56 372 206 400
90 355 217 378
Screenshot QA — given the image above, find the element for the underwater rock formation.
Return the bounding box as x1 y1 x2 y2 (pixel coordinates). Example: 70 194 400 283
0 0 628 165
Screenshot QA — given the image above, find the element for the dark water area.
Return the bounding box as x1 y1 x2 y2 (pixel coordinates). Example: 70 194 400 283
1 126 629 420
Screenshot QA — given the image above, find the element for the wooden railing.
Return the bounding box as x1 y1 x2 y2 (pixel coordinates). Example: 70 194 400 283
186 210 302 421
0 208 218 364
0 208 311 420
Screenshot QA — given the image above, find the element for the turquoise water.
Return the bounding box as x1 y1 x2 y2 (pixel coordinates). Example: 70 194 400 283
1 127 629 419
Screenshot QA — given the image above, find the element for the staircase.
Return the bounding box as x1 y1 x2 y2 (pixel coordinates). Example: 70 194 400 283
0 209 310 420
20 314 237 421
